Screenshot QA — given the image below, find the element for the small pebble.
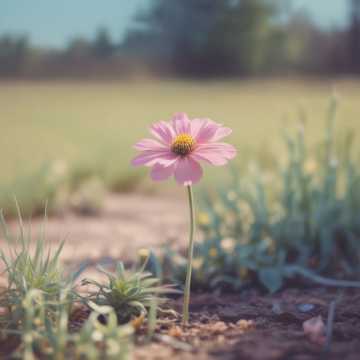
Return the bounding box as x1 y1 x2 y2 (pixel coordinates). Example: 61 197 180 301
297 303 315 313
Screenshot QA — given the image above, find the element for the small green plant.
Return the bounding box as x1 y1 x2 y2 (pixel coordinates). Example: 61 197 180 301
0 207 74 332
82 261 173 323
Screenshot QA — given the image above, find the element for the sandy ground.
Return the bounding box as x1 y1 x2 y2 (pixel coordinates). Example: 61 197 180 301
0 193 188 284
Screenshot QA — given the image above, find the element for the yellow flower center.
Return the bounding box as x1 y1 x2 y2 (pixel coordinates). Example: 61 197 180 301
171 133 195 156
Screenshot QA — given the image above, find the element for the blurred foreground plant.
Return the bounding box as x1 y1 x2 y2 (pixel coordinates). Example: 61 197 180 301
10 289 133 360
72 302 133 360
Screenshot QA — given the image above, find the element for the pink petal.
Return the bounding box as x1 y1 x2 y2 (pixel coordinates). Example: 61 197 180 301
197 142 236 158
150 162 177 181
150 121 175 145
131 151 178 167
193 119 220 143
191 151 229 166
134 138 167 151
174 157 203 186
172 113 191 134
191 119 232 143
212 127 232 142
190 118 207 139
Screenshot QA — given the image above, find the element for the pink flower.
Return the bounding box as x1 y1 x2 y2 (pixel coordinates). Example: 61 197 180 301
131 113 236 186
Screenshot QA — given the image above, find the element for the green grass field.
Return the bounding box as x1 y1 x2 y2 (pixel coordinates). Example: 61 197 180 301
0 78 359 197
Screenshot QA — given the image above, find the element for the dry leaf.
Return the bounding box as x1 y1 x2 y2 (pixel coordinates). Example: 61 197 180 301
303 315 326 345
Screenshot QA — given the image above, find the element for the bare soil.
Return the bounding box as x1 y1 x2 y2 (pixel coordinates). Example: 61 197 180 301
132 288 360 360
0 193 188 285
1 194 360 359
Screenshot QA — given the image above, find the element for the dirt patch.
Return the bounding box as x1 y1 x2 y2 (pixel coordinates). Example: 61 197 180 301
133 289 360 360
1 193 187 263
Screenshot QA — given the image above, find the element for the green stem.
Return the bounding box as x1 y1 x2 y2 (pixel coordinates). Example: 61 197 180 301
182 185 195 325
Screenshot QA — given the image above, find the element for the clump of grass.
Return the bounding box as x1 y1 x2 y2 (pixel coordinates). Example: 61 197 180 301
164 98 360 293
82 261 174 324
0 207 74 332
0 209 136 358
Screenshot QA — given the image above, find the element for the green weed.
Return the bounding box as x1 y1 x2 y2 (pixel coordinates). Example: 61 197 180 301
0 207 73 332
82 261 174 323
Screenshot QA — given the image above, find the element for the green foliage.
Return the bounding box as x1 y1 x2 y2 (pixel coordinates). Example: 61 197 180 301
0 212 134 358
83 261 172 323
165 99 360 292
133 0 278 76
10 289 133 360
92 27 115 58
0 34 29 76
0 209 74 331
0 161 109 217
0 162 68 217
17 289 69 359
72 303 133 360
0 159 145 218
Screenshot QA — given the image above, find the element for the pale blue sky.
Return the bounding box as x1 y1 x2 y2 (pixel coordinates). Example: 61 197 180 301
0 0 349 48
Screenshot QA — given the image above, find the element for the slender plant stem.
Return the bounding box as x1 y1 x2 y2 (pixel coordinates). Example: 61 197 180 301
288 265 360 288
182 185 195 324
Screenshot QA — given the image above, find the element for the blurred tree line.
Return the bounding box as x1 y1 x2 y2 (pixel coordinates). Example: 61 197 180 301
1 0 360 78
